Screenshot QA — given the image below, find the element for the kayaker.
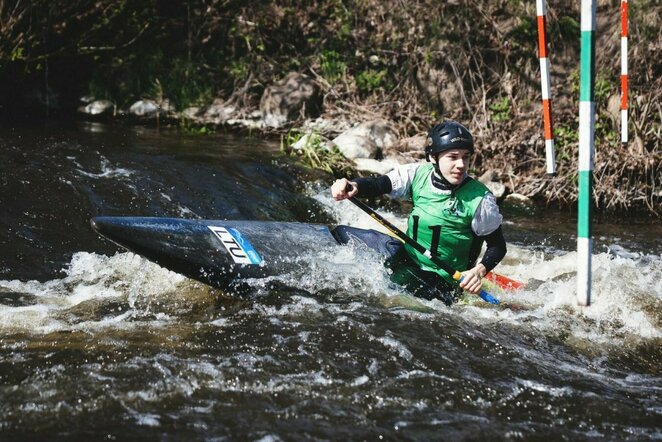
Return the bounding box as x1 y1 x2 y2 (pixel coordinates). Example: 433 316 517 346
330 120 507 305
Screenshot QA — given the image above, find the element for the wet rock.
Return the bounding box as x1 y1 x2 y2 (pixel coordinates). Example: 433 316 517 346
302 117 352 137
202 98 236 123
126 99 175 120
129 99 160 117
504 193 531 204
225 117 265 130
81 99 115 116
224 110 265 129
260 72 321 128
502 193 536 213
332 120 398 160
182 106 202 119
485 181 506 199
384 134 426 163
290 132 335 152
353 158 400 175
478 170 506 198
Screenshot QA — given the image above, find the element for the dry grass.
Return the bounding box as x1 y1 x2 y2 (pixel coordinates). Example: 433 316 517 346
300 0 661 216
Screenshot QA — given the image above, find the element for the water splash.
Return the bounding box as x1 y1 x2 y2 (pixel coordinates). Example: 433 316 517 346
69 154 135 179
306 182 662 346
0 252 212 335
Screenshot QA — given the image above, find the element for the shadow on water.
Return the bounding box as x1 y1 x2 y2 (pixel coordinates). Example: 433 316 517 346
0 120 333 281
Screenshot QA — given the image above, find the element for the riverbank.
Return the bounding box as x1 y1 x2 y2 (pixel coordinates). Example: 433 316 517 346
57 0 662 218
2 0 659 215
75 80 661 217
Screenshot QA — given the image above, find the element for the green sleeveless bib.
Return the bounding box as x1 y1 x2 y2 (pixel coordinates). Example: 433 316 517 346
404 164 489 283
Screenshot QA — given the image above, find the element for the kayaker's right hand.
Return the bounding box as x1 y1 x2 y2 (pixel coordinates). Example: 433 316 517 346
331 178 358 201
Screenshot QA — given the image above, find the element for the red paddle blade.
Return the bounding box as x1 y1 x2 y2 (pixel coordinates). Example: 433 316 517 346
485 272 525 291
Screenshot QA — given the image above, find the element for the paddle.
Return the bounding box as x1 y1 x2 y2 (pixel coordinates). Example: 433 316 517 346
346 194 501 305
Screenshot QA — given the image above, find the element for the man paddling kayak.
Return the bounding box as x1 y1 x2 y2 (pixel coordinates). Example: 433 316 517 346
331 120 507 305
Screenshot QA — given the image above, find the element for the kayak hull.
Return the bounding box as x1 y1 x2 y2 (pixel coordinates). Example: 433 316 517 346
91 216 339 290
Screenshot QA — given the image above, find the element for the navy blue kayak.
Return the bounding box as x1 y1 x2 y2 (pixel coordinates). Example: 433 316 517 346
91 216 345 290
90 216 509 305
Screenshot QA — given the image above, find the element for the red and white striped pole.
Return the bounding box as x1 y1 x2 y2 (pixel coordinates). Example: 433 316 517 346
620 0 628 144
536 0 556 175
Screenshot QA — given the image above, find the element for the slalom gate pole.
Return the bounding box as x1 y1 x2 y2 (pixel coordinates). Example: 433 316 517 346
536 0 556 175
577 0 596 307
620 0 628 144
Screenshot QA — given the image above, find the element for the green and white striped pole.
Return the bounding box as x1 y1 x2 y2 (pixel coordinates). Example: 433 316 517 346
578 0 596 306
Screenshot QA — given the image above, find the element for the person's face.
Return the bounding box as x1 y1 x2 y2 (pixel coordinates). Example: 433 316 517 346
435 149 471 185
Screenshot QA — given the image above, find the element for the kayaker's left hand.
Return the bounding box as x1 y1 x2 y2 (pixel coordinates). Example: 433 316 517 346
460 264 487 295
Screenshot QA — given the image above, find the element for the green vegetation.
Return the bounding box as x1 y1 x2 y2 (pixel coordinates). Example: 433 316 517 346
280 129 355 176
594 73 613 105
319 51 348 85
489 97 512 123
553 16 580 41
555 125 579 152
356 69 387 94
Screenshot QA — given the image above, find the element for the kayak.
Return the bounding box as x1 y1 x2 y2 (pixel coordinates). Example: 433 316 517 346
91 216 523 294
91 216 342 290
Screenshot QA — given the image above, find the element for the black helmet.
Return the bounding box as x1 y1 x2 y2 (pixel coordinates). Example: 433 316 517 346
425 120 474 161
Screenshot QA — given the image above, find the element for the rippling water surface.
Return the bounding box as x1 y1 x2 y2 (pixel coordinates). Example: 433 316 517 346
1 121 660 440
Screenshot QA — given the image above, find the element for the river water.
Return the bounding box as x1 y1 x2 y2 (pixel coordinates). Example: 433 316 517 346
1 121 660 440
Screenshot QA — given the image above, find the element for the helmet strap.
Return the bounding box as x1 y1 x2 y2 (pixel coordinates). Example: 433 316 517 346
431 153 441 174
